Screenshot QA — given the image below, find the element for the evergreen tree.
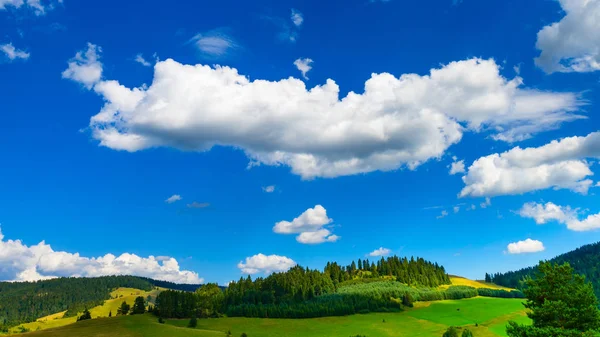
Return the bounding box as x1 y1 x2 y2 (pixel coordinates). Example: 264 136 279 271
188 316 197 328
108 311 112 317
506 261 600 337
77 309 91 322
131 296 146 315
461 328 473 337
442 327 459 337
117 301 131 316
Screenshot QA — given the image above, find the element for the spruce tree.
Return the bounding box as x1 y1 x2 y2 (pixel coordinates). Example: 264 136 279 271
506 261 600 337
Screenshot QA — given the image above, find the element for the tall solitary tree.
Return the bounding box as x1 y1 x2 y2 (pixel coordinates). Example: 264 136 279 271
131 296 146 315
117 301 131 316
506 261 600 337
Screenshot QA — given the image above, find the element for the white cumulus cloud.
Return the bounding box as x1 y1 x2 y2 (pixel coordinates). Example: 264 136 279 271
1 43 30 61
449 158 465 175
294 57 313 80
62 43 103 89
518 201 600 231
368 247 391 257
436 210 449 219
535 0 600 73
507 238 545 254
460 131 600 197
165 194 182 203
273 205 339 244
63 45 584 179
0 227 203 283
237 253 296 275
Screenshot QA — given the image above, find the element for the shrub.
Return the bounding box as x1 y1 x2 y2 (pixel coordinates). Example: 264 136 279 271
158 317 165 324
188 316 198 328
442 327 459 337
462 328 474 337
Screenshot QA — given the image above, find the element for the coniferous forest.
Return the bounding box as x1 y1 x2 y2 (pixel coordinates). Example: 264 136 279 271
0 276 153 328
487 241 600 298
152 255 523 320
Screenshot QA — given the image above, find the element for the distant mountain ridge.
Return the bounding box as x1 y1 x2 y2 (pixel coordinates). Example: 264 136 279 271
489 241 600 298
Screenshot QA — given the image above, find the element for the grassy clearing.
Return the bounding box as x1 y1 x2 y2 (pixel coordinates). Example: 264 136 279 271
16 297 527 337
440 277 513 290
10 288 159 334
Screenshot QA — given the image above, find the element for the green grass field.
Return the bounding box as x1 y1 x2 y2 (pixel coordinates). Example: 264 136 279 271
17 297 529 337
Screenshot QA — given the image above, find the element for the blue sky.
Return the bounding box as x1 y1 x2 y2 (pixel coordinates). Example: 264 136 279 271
1 0 600 285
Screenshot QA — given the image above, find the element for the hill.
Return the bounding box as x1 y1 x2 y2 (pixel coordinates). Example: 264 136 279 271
8 288 160 334
0 275 201 329
488 241 600 298
17 297 528 337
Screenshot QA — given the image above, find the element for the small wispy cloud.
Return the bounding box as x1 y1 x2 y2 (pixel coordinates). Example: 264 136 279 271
294 58 313 80
165 194 182 204
290 8 303 27
1 43 30 61
134 53 151 67
190 29 238 58
262 185 276 193
436 210 449 219
262 9 302 43
187 201 210 209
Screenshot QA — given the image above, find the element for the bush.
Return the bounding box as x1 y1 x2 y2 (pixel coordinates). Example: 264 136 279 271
188 316 198 328
442 327 459 337
462 328 474 337
241 333 248 337
158 317 165 324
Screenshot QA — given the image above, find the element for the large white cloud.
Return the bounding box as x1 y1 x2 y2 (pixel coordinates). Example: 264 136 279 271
518 201 600 231
237 253 296 275
460 131 600 197
0 227 203 283
535 0 600 73
507 239 545 254
63 44 584 179
273 205 339 244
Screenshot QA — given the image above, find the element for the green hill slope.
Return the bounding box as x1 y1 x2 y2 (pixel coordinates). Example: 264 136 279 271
19 297 528 337
489 241 600 297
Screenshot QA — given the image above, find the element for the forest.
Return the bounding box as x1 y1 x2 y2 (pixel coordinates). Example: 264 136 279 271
488 241 600 298
153 256 523 320
0 275 155 328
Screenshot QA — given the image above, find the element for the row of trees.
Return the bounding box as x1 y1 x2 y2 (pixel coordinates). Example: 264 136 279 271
154 280 522 320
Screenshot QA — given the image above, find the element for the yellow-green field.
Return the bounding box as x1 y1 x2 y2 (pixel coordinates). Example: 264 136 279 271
9 288 159 334
440 277 513 290
18 297 529 337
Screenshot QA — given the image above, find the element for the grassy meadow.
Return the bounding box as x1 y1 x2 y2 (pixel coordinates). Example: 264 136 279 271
18 297 529 337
